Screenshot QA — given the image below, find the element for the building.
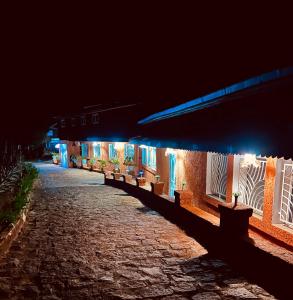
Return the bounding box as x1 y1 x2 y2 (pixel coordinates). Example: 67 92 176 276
53 67 293 247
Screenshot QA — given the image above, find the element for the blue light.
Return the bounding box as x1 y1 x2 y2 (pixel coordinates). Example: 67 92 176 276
138 67 293 125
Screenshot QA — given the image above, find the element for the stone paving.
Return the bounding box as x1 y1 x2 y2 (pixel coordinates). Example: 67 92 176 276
0 163 276 299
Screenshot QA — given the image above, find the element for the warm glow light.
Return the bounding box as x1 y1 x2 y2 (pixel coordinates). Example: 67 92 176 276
114 142 124 150
93 142 100 146
165 148 176 156
55 144 60 149
241 154 260 168
139 144 148 149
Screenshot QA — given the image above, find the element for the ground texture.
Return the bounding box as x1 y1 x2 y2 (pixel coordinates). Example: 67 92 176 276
0 163 275 299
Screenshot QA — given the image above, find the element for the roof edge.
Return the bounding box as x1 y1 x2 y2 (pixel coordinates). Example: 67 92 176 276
138 67 293 125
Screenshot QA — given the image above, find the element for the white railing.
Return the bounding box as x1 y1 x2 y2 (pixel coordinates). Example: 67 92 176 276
210 154 228 200
238 157 266 215
280 164 293 227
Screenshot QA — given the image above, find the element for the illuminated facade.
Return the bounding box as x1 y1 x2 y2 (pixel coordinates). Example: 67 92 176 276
53 68 293 247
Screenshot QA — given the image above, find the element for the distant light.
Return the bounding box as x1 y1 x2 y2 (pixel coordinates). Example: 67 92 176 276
55 144 60 149
51 138 60 142
114 142 124 150
47 130 53 137
165 148 176 156
241 154 260 168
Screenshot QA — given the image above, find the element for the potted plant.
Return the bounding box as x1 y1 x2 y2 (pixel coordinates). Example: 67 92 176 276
151 174 164 195
76 155 82 168
89 158 96 171
109 158 121 180
136 169 146 187
70 154 78 168
109 158 120 173
174 180 193 206
232 192 241 207
123 156 136 175
98 159 107 172
218 191 253 238
51 152 60 164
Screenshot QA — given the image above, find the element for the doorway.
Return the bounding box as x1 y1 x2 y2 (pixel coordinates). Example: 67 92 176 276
60 144 68 168
169 153 176 198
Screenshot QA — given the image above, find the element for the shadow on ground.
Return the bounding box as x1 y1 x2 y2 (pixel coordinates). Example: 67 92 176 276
107 179 293 300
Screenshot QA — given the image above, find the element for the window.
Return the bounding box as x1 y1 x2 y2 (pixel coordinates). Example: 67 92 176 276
148 147 156 170
93 143 101 158
81 143 88 157
142 147 147 165
234 155 266 215
109 144 117 159
124 144 135 159
81 115 86 126
141 146 156 170
206 152 227 200
92 113 99 125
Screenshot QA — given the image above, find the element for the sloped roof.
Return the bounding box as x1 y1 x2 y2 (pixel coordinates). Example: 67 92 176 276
138 67 293 125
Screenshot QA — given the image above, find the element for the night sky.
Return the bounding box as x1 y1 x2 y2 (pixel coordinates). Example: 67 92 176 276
1 5 292 143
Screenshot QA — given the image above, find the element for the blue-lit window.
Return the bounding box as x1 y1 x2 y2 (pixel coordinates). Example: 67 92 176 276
148 147 156 170
141 146 156 170
109 144 117 159
124 144 135 159
93 143 101 158
141 148 147 165
81 143 88 157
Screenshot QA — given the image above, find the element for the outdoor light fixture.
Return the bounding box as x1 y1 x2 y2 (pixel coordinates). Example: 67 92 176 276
139 144 148 149
114 142 124 150
93 142 100 146
165 148 176 156
55 144 60 149
241 154 261 168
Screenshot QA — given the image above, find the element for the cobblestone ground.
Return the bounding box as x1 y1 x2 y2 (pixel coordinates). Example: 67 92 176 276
0 163 275 299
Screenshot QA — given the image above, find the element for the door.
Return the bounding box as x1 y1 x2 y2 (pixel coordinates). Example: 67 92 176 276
169 153 176 198
60 143 68 168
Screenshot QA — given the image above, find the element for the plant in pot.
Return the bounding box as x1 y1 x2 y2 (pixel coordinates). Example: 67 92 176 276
151 174 164 195
89 158 96 171
98 159 107 172
123 156 136 175
109 158 120 173
109 158 121 180
70 154 78 168
136 169 146 187
51 152 60 164
232 192 241 207
76 155 82 168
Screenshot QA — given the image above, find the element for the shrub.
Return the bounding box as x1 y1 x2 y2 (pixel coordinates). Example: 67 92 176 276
0 163 38 226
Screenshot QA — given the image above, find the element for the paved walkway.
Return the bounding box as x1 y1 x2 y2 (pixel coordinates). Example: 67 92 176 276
0 163 275 299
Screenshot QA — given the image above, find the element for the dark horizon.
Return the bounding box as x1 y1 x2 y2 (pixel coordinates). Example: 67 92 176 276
1 6 292 143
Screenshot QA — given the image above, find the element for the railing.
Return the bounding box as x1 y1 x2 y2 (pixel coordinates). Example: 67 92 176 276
280 164 293 227
238 157 266 215
210 154 228 200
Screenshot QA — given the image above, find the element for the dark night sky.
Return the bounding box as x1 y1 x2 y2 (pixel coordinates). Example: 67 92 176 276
1 4 292 143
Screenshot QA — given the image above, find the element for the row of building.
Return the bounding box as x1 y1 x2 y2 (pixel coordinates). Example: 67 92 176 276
50 67 293 247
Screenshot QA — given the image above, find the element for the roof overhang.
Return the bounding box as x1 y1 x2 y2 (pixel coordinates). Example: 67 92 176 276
138 67 293 125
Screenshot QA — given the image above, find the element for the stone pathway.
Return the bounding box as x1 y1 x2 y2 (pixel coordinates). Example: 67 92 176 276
0 163 276 299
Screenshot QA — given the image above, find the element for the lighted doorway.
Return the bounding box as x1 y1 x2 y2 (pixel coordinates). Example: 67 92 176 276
60 143 68 168
169 153 176 198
